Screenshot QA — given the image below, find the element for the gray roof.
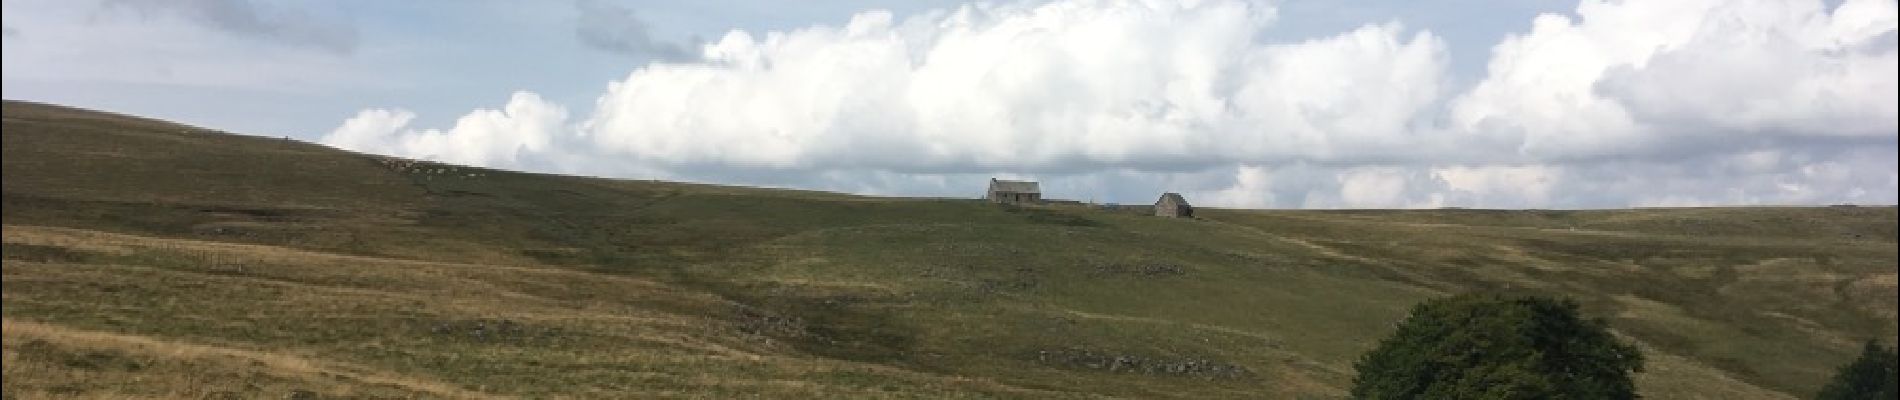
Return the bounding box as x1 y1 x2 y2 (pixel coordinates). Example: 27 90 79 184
989 178 1040 194
1158 192 1190 206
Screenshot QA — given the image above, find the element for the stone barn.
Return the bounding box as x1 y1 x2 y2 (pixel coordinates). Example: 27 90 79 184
1155 192 1193 218
987 178 1042 204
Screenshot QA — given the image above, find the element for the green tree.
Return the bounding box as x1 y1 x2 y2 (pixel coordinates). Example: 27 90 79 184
1814 340 1898 400
1351 293 1644 400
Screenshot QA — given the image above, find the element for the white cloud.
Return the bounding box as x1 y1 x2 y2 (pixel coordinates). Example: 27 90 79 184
1197 165 1280 209
571 1 1452 171
319 0 1897 209
322 92 567 167
1453 0 1899 160
1332 167 1447 209
1433 165 1558 207
320 108 416 154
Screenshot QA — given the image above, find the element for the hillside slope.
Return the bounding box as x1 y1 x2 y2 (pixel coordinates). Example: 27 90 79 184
3 100 1895 398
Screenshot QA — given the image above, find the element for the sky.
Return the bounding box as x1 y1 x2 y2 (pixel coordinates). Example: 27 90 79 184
3 0 1896 209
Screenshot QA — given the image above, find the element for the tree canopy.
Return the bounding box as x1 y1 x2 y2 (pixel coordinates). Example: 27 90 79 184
1351 293 1645 400
1814 340 1898 400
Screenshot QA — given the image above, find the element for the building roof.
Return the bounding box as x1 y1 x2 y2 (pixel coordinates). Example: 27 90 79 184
1157 192 1190 206
989 178 1040 194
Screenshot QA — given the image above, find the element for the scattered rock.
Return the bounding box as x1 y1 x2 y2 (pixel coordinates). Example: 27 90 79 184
200 226 252 237
819 295 867 308
1032 347 1248 379
976 278 1039 293
422 318 556 345
1090 261 1186 277
732 305 808 339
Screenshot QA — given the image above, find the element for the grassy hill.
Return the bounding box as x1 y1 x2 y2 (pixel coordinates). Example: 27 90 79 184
3 99 1895 399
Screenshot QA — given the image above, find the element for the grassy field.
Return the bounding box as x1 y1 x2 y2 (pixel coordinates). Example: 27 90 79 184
2 100 1895 399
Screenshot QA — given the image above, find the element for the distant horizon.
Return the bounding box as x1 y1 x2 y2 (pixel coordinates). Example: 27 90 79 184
13 97 1900 212
23 97 1900 214
5 0 1895 209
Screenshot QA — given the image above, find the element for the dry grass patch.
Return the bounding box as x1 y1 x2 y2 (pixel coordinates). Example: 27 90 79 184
2 318 492 399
